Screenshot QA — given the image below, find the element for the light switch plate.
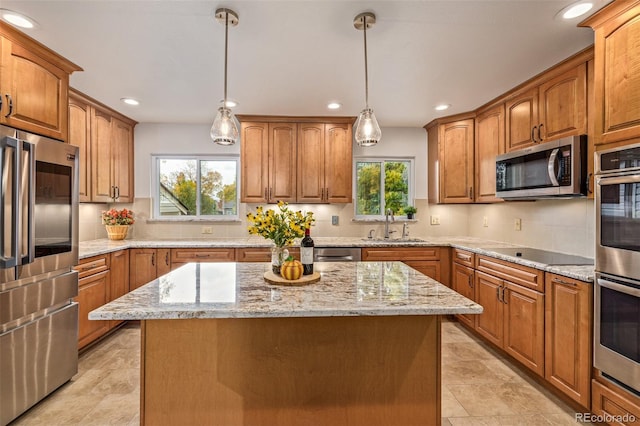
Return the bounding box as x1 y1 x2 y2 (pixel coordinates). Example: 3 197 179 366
331 215 339 225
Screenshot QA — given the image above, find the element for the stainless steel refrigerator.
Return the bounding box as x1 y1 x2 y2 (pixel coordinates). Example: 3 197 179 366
0 125 79 425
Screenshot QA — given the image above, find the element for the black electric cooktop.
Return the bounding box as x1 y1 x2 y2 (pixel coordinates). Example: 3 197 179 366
488 247 594 266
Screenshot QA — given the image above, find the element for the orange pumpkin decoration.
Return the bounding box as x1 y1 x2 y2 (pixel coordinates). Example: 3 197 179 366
280 256 303 280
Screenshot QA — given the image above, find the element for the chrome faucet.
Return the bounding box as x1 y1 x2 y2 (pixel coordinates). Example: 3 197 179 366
368 229 375 239
384 208 395 239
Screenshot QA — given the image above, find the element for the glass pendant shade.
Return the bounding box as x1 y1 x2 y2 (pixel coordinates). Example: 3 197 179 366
354 108 382 147
210 106 239 145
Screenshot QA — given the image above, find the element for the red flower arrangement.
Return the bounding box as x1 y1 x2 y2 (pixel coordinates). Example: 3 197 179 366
102 208 135 226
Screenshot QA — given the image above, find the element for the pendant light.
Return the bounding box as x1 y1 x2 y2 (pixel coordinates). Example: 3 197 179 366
211 8 239 145
353 12 381 147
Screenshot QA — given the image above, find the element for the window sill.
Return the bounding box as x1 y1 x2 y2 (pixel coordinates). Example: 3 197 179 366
351 218 418 223
146 218 242 224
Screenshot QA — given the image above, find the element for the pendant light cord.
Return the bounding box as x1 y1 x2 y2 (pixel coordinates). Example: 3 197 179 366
363 15 369 109
223 12 229 105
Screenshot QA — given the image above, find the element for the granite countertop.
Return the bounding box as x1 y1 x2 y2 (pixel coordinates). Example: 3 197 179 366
79 236 595 282
89 261 483 320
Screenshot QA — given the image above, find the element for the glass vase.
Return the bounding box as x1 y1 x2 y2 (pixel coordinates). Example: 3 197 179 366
271 246 289 274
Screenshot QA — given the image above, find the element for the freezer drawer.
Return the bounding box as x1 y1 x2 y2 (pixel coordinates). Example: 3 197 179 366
0 302 78 426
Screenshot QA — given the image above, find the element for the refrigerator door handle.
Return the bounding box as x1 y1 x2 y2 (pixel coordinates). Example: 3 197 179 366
21 141 35 265
1 136 19 268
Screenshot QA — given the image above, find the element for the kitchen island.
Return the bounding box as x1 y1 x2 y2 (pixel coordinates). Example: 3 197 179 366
90 261 482 426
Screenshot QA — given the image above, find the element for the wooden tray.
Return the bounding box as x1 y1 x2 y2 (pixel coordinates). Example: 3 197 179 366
263 271 321 286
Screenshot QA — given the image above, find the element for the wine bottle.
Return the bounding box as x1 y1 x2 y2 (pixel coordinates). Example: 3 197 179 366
300 227 314 275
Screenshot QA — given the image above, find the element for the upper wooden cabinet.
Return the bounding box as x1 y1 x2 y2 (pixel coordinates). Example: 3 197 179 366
505 64 587 151
474 104 505 203
239 116 353 204
581 1 640 149
426 115 475 204
0 22 81 141
69 89 136 203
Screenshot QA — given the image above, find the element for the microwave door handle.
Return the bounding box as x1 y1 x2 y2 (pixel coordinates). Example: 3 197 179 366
547 148 560 186
598 277 640 298
0 136 19 268
21 141 35 265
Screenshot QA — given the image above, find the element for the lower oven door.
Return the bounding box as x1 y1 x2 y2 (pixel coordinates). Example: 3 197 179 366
594 273 640 392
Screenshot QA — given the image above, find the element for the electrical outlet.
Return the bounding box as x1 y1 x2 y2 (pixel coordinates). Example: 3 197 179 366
201 226 213 234
483 216 489 227
514 218 522 231
430 215 440 225
331 215 339 225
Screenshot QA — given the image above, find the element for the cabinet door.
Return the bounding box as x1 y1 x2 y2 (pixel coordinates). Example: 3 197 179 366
0 37 69 141
452 263 475 328
68 94 91 202
269 123 297 203
240 122 269 203
111 117 134 203
109 249 129 329
506 87 538 152
475 104 505 203
156 248 172 276
404 260 440 282
129 249 157 291
440 119 474 203
91 108 113 202
503 281 545 377
545 273 592 407
538 64 587 141
297 123 325 203
474 271 503 346
324 123 352 203
76 270 110 349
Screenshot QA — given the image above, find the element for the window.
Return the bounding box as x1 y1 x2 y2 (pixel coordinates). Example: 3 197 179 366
153 155 239 219
354 158 413 218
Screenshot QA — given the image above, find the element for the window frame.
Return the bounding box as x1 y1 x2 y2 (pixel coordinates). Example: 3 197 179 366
353 156 415 220
151 154 240 221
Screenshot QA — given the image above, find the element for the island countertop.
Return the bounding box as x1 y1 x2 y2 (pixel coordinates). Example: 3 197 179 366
89 261 483 320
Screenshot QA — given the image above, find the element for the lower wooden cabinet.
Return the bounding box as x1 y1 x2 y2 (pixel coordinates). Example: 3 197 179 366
170 248 235 270
545 273 592 408
452 262 475 328
129 249 160 291
109 249 129 329
361 247 449 285
74 255 110 350
157 248 172 276
592 375 640 425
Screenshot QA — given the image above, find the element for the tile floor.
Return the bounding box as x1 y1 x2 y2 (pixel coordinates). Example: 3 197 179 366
12 319 581 425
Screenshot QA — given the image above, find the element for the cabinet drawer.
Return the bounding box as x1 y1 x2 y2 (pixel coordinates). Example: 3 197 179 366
74 255 110 279
592 379 640 425
236 247 300 262
171 248 235 263
452 248 475 268
476 255 544 292
362 247 440 261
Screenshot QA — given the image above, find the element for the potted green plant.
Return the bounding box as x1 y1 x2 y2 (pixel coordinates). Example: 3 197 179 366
404 205 417 219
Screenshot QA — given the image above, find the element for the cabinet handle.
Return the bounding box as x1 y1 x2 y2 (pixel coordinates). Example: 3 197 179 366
264 187 268 200
4 94 13 118
552 277 577 286
195 254 209 258
115 186 120 200
151 253 155 267
321 188 324 201
165 251 170 266
502 287 507 304
457 253 471 261
496 286 501 301
111 185 115 199
586 173 593 194
325 188 329 201
538 123 544 142
468 275 473 288
531 126 537 143
269 187 272 201
469 187 473 199
0 94 2 113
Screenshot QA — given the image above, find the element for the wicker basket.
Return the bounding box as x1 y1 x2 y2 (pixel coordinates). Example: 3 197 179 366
105 225 129 240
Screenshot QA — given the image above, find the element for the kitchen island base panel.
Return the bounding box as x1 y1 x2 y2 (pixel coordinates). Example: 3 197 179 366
141 315 441 426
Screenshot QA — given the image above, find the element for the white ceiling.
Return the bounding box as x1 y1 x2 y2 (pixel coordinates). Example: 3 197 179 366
2 1 607 127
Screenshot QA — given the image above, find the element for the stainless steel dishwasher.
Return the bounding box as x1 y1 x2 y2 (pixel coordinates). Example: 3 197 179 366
314 247 361 262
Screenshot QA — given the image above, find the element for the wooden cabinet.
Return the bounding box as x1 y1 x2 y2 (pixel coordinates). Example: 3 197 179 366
170 248 235 270
74 255 110 350
545 273 592 408
426 115 475 204
592 373 640 425
236 247 300 262
0 22 81 141
69 89 136 203
361 246 449 285
156 248 172 276
473 255 545 376
129 249 160 291
582 1 640 148
239 116 353 204
452 262 476 328
109 249 129 329
505 64 587 151
474 104 505 203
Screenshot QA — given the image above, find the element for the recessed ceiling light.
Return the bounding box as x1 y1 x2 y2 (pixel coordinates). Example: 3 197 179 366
0 9 37 29
327 102 341 110
121 98 140 106
435 104 451 111
220 99 238 108
558 1 593 20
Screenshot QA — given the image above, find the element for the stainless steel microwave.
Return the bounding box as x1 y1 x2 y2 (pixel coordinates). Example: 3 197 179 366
495 135 588 199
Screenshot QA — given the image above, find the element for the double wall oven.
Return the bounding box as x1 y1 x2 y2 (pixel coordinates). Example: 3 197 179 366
594 142 640 395
0 125 79 425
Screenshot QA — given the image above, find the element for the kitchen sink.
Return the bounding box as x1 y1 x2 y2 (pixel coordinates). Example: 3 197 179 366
362 237 426 243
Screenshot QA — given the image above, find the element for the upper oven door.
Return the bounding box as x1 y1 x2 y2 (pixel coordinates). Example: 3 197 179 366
596 173 640 281
16 134 78 281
